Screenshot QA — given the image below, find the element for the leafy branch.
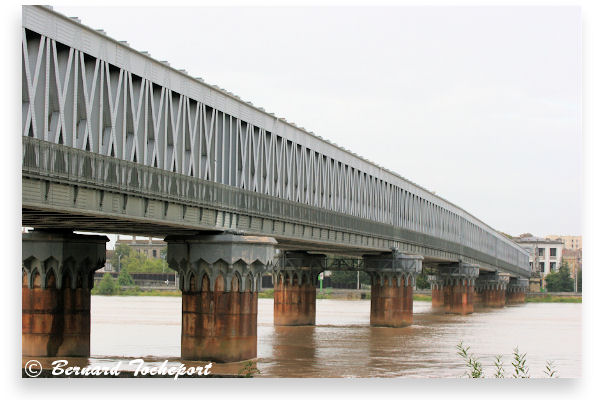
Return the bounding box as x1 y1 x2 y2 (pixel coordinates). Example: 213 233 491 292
238 361 260 378
493 355 505 378
457 342 558 378
511 347 530 378
457 341 484 378
544 360 558 378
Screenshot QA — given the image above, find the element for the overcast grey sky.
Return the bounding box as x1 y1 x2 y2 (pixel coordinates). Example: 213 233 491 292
56 6 582 238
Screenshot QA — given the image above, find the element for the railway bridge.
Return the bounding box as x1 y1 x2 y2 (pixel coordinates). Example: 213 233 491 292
21 6 530 362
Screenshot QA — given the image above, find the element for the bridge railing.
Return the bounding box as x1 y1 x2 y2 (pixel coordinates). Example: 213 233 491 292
22 137 384 232
22 137 530 277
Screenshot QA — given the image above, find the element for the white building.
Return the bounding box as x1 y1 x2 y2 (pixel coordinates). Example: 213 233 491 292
515 236 564 284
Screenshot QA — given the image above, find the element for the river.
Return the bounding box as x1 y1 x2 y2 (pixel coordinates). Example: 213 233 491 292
77 296 582 378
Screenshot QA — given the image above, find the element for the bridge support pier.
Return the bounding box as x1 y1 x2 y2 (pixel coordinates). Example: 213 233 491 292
474 273 509 308
506 278 528 304
364 252 422 327
273 252 326 326
428 263 479 315
166 234 276 363
22 230 108 357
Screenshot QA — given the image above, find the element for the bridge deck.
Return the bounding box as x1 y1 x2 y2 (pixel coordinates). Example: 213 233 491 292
21 6 530 279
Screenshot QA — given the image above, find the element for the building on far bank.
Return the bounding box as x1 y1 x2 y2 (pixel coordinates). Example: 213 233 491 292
515 236 564 289
116 235 166 259
562 248 582 280
545 235 582 251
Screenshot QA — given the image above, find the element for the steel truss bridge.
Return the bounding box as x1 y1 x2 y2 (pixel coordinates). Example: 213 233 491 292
21 5 530 279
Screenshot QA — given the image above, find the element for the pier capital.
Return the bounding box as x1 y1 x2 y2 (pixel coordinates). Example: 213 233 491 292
165 233 277 293
364 251 423 288
22 230 108 290
475 272 510 291
273 251 327 287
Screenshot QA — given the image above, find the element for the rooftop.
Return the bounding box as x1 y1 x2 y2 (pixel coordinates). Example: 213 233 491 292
515 236 563 244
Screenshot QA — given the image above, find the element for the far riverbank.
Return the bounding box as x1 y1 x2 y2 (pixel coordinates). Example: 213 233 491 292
92 287 581 303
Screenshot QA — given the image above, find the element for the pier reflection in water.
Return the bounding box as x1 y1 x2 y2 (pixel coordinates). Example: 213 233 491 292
55 296 580 377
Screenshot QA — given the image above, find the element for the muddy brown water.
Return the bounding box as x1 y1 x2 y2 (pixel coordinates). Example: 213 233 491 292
25 296 581 378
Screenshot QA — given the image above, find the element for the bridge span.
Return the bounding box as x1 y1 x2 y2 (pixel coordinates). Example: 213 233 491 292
22 5 530 363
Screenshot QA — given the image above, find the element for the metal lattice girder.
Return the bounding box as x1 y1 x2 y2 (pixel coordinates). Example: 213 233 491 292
327 258 363 271
21 5 530 277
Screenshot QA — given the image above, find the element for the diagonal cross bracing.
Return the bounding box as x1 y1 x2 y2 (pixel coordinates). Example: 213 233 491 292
21 5 530 277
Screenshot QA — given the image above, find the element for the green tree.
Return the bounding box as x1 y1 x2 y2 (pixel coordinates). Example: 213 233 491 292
329 270 370 288
121 251 146 273
120 250 172 274
117 267 135 286
577 268 582 292
545 262 574 292
97 273 118 295
146 256 171 273
416 273 431 290
111 243 131 272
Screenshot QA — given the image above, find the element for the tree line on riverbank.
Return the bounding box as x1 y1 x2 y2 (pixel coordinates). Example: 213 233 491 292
96 244 581 299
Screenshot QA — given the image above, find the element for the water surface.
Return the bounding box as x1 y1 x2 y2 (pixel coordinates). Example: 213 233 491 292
85 296 580 378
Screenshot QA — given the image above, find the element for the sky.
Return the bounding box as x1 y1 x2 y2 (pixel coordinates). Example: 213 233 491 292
55 6 582 241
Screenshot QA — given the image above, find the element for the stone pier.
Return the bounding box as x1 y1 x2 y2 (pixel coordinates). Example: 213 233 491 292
273 252 326 326
22 230 108 357
474 273 509 308
429 275 447 313
364 252 422 327
506 278 528 304
428 262 479 315
166 234 276 363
